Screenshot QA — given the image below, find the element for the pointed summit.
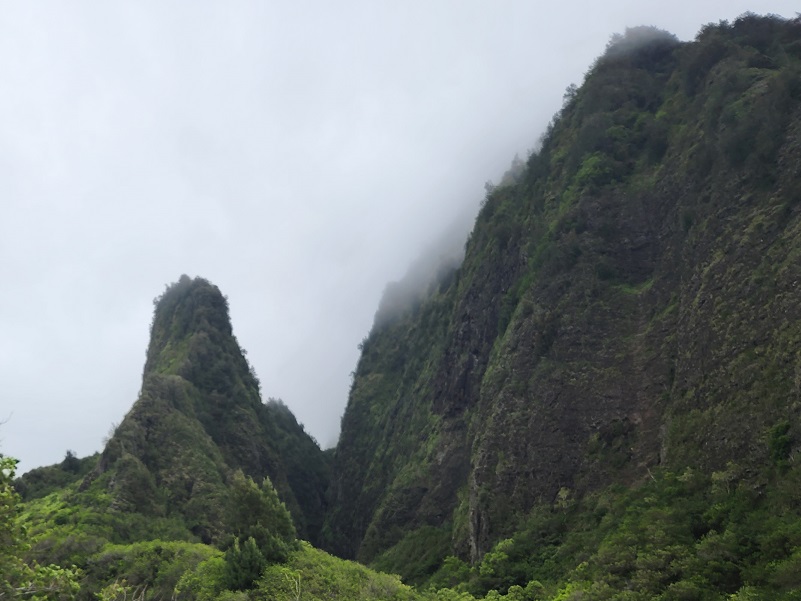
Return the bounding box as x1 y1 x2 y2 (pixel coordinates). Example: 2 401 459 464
85 276 329 544
145 274 237 377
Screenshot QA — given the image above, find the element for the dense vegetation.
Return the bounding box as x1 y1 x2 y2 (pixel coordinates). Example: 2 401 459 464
4 12 801 601
327 11 801 598
6 276 331 599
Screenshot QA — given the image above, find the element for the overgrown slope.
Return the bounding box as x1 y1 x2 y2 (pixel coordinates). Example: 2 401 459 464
326 16 801 595
11 13 801 601
91 276 328 542
19 276 330 582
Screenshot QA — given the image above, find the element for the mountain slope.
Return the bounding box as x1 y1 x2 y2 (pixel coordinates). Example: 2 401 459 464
79 275 329 544
325 14 801 581
12 13 801 601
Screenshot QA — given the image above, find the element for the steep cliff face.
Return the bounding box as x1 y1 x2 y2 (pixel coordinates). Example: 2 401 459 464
326 15 801 572
84 275 329 543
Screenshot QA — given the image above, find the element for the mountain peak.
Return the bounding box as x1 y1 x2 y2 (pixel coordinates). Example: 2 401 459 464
144 275 234 376
79 276 329 544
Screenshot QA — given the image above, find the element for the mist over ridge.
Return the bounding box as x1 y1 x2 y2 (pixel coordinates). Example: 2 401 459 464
10 12 801 601
327 13 801 579
3 2 801 474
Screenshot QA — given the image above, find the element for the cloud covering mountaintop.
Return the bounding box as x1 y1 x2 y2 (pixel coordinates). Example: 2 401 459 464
2 1 797 471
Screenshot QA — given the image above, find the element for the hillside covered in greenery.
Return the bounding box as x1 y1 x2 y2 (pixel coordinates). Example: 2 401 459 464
8 276 332 599
326 12 801 599
4 12 801 601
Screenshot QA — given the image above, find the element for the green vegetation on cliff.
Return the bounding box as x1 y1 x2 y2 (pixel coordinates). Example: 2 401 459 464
87 275 329 545
326 12 801 599
1 455 80 600
7 12 801 601
11 276 330 599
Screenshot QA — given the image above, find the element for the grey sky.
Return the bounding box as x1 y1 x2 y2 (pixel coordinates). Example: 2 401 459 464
2 2 796 472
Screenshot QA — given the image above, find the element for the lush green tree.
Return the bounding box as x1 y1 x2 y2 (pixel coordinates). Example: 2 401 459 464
173 555 227 600
224 536 266 591
95 580 145 601
227 470 296 563
256 541 419 601
60 451 80 474
0 455 80 600
84 539 219 600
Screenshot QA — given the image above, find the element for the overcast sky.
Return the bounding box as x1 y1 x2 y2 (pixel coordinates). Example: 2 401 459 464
2 2 797 472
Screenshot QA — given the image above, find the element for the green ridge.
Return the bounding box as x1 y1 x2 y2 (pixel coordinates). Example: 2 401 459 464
326 15 801 598
7 13 801 601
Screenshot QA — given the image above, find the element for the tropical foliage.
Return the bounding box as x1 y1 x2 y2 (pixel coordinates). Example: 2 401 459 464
1 455 80 600
7 12 801 601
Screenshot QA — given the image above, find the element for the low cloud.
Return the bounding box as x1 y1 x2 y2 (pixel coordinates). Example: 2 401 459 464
2 1 799 471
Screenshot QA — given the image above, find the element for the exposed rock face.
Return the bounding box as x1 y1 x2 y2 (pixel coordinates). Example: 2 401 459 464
86 275 329 543
325 16 801 569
